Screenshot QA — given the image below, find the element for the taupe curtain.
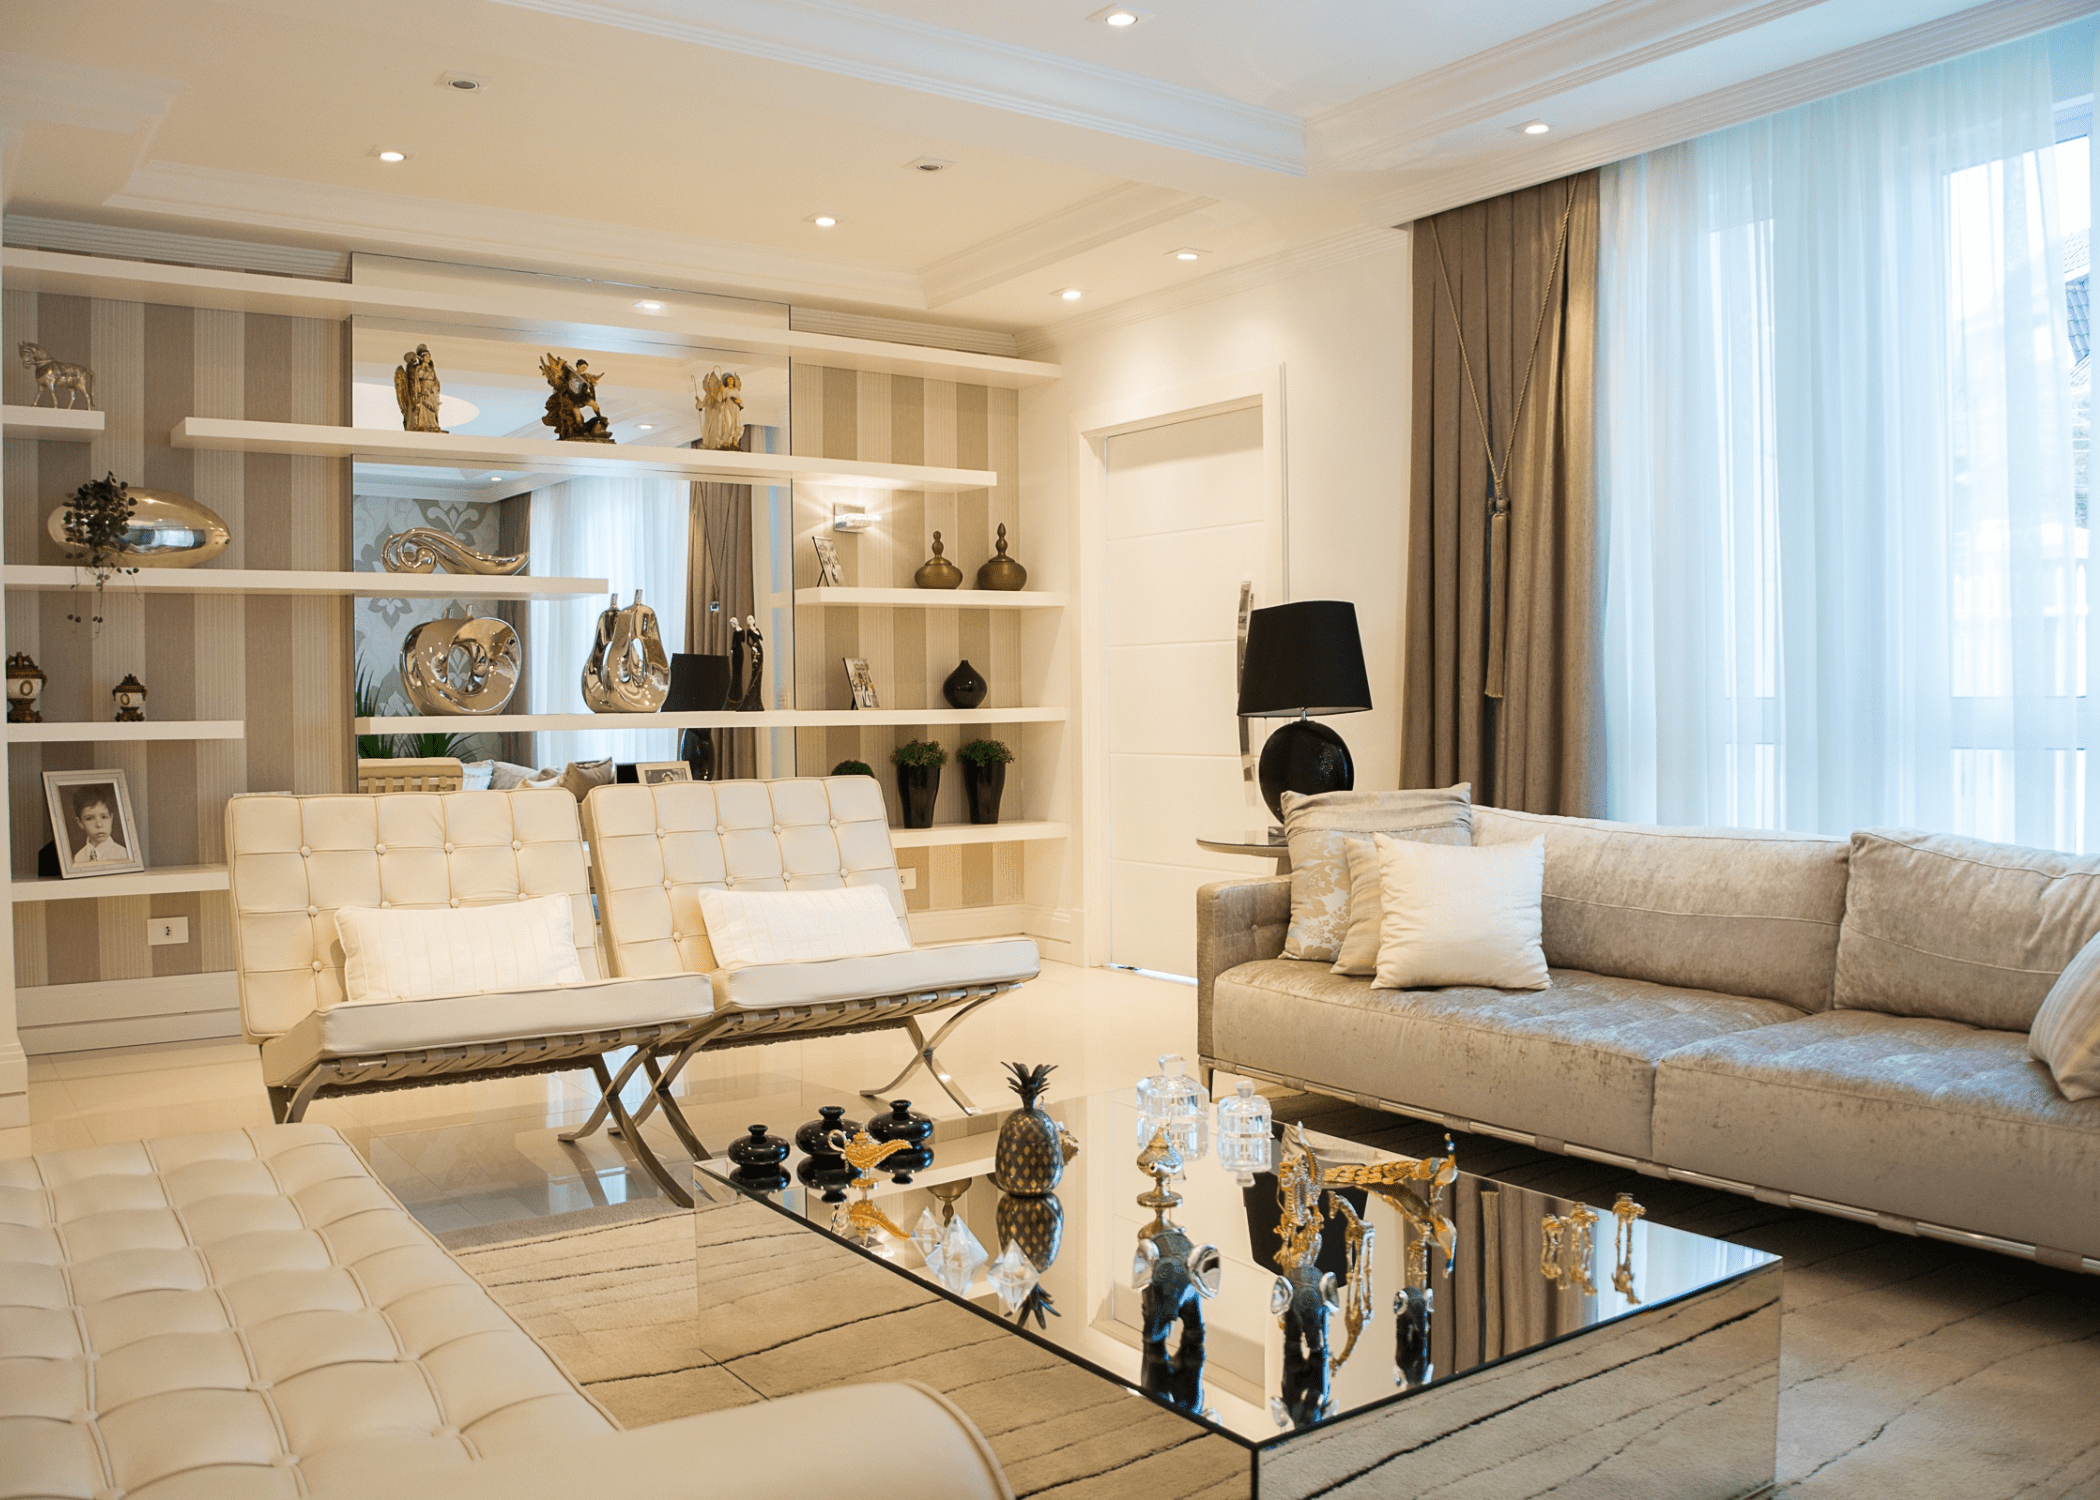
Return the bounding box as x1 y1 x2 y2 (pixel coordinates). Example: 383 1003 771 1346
1401 171 1602 814
687 479 756 778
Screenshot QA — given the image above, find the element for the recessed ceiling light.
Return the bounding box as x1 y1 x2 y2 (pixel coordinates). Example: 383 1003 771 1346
906 156 954 173
1056 287 1083 302
810 214 838 228
374 148 409 162
486 474 503 482
633 299 666 313
1169 247 1205 262
1518 119 1552 136
637 424 656 431
1091 5 1145 25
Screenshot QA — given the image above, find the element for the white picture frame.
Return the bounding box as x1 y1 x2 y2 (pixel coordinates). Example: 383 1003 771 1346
842 656 879 710
43 769 144 879
636 761 693 785
812 535 844 587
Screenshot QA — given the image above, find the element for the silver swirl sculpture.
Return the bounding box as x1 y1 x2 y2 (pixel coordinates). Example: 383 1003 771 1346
380 527 528 576
399 607 522 715
582 590 671 713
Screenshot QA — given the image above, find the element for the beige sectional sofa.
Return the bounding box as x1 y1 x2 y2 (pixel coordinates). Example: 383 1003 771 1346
1197 807 2100 1274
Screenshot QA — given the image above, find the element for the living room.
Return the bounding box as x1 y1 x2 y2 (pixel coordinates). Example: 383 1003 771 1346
2 4 2096 1498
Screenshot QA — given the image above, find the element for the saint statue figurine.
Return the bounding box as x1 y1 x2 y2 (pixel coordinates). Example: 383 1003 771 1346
393 343 446 433
699 368 745 451
538 352 615 442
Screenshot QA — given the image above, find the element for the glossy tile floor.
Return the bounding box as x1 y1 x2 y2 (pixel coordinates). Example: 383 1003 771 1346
17 960 1197 1235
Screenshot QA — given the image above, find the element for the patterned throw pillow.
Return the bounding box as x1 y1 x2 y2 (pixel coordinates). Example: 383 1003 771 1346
1281 785 1473 962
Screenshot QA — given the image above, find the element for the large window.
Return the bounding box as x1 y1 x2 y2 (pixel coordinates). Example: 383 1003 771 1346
1600 29 2098 848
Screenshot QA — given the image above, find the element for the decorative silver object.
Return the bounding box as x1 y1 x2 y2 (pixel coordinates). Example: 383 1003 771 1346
379 527 527 576
46 489 230 569
393 343 446 433
399 605 521 715
582 590 670 713
18 342 95 409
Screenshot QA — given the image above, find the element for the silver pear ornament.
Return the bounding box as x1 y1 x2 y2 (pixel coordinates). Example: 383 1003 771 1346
583 590 671 712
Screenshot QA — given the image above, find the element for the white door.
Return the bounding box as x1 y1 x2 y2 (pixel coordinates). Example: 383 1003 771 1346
1105 405 1272 975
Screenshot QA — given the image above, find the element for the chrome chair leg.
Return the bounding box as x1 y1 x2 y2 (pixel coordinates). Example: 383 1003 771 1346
858 989 1005 1116
561 1047 653 1145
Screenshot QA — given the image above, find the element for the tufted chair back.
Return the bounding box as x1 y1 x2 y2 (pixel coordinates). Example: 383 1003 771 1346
583 775 905 977
225 790 603 1045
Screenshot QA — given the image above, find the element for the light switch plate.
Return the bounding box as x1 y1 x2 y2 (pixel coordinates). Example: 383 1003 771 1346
898 867 918 890
147 916 190 946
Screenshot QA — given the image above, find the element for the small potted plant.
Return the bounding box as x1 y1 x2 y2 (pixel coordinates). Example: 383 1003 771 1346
830 759 875 778
957 739 1012 824
890 739 946 828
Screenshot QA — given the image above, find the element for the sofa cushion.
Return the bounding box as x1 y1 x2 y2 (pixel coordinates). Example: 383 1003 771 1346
1209 959 1804 1160
0 1126 612 1500
258 974 712 1086
709 939 1040 1013
2032 927 2100 1100
1472 808 1848 1012
1652 1010 2100 1261
1833 829 2100 1031
334 894 586 1004
1280 786 1472 963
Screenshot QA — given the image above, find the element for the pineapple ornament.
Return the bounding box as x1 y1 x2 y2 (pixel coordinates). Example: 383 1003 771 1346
993 1062 1076 1195
996 1187 1064 1272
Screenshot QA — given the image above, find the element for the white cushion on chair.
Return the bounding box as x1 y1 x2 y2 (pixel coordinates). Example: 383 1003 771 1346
697 885 911 968
259 974 713 1085
335 894 586 1004
710 939 1040 1013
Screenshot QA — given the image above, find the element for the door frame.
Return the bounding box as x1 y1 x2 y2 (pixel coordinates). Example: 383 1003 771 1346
1070 365 1291 967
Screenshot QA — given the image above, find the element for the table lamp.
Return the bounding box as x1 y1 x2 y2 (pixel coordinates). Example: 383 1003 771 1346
1236 600 1372 821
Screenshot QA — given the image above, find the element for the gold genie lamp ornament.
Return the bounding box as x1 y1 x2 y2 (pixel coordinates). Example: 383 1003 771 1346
829 1128 915 1248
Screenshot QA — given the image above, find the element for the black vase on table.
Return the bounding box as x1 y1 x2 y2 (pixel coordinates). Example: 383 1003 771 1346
866 1099 934 1183
896 764 940 828
963 760 1005 824
942 659 987 709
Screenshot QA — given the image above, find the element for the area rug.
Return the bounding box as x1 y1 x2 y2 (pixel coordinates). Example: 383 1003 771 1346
452 1095 2100 1499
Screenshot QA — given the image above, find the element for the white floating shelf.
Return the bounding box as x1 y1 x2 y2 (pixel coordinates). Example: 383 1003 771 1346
4 405 106 442
12 864 229 903
6 720 245 743
795 587 1065 610
888 821 1068 848
171 418 997 493
3 566 608 599
354 707 1068 733
3 247 1059 389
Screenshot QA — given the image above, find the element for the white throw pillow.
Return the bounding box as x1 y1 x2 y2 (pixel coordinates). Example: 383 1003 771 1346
1372 834 1549 991
1330 837 1385 977
335 894 586 1005
1281 786 1473 962
697 884 911 970
2032 926 2100 1100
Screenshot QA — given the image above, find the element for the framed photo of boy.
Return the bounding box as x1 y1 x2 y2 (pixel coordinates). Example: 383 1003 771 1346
44 770 143 879
812 535 844 587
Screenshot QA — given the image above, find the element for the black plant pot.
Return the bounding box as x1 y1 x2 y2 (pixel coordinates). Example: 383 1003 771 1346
963 760 1006 824
897 763 940 828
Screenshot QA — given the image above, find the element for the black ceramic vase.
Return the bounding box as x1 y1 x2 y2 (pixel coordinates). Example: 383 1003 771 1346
794 1105 860 1156
963 760 1005 824
867 1099 935 1183
896 764 940 828
727 1125 790 1190
942 659 987 709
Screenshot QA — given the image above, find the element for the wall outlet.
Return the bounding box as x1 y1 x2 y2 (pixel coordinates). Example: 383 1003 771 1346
147 916 190 946
898 867 918 890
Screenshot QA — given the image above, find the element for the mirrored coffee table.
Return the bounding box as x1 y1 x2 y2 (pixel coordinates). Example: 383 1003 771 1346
694 1086 1779 1500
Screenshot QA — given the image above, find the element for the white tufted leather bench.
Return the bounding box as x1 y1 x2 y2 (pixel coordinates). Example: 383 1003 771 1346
225 790 717 1202
0 1126 1014 1500
579 776 1039 1118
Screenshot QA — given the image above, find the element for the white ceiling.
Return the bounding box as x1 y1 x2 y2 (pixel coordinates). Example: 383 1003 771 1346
2 0 2092 338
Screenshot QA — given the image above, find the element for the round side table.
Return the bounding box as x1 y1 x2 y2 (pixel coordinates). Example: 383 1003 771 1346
1196 831 1292 873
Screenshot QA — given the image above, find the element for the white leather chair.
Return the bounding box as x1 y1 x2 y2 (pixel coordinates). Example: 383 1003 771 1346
577 775 1039 1130
224 789 717 1204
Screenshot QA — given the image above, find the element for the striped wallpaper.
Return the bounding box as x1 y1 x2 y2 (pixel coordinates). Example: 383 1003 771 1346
789 366 1028 915
3 291 350 987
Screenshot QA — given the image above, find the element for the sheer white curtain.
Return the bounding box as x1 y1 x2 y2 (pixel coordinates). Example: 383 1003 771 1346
1599 36 2090 847
526 476 687 769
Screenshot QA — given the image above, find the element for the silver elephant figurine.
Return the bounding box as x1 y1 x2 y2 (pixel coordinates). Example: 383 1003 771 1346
583 590 670 713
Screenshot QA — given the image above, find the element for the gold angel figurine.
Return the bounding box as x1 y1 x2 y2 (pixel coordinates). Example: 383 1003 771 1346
393 344 446 433
698 368 745 451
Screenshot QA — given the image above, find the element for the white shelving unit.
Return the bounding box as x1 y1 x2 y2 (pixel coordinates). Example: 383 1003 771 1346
12 864 229 903
5 720 246 743
356 707 1067 734
4 566 609 599
3 406 104 442
888 821 1067 849
794 587 1066 609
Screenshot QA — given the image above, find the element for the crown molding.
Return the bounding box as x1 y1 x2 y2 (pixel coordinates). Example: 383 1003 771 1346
920 182 1216 307
788 307 1018 359
0 54 184 137
2 213 349 279
1016 223 1404 357
1310 0 1826 172
489 0 1305 175
104 160 929 309
1365 0 2100 228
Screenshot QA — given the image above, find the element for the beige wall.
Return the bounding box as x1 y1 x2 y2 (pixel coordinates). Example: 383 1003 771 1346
3 291 350 986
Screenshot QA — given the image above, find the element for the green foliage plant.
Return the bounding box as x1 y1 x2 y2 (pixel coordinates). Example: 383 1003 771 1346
890 738 947 769
830 759 876 777
957 738 1013 768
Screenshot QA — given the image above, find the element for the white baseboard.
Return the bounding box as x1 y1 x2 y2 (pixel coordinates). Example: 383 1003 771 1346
18 972 242 1055
907 904 1032 945
1025 905 1081 964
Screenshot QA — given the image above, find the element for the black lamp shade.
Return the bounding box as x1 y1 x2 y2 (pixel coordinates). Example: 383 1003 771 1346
1236 601 1373 718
